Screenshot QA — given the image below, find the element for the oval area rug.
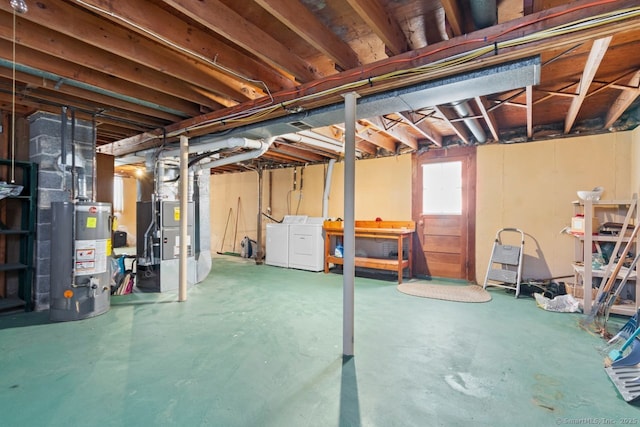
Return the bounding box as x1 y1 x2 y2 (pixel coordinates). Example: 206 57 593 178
397 282 492 303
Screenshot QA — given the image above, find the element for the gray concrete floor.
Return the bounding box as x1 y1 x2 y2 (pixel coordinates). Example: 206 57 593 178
2 255 640 426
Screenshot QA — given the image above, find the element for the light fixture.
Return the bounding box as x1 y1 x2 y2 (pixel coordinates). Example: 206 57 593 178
10 0 28 14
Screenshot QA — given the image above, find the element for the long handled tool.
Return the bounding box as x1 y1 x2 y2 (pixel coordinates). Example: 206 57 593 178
602 251 640 334
216 207 233 255
232 197 240 254
581 221 640 330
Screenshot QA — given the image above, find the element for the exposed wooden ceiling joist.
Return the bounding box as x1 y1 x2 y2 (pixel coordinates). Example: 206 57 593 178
564 36 612 133
161 0 321 83
345 0 409 56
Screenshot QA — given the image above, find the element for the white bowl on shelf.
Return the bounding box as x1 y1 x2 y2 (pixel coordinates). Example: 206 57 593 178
577 187 603 201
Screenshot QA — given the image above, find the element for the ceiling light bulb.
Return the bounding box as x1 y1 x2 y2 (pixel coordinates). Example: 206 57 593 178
10 0 28 14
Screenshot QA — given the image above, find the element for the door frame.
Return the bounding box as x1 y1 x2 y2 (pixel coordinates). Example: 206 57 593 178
411 145 476 281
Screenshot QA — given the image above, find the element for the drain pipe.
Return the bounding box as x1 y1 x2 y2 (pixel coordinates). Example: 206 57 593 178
322 159 336 218
194 137 275 170
451 100 487 144
157 137 263 159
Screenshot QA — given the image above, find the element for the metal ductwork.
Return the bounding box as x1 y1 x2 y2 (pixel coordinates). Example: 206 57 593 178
158 137 263 159
194 137 275 170
451 100 487 144
469 0 497 29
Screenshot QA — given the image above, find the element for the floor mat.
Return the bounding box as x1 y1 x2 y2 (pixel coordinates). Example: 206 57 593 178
397 282 492 303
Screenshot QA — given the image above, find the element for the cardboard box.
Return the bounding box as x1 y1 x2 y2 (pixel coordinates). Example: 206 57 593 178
570 216 599 234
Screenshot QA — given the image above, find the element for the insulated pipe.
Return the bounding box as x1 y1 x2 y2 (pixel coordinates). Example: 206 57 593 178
322 158 336 218
60 107 67 194
194 137 275 171
469 0 497 29
179 134 189 302
0 58 187 117
343 92 359 357
158 137 263 159
451 100 487 144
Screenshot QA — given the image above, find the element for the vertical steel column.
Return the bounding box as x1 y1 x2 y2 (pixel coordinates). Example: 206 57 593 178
343 91 359 356
255 164 264 264
179 135 188 302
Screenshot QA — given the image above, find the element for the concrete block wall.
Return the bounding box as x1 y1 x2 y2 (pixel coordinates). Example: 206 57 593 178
28 111 95 311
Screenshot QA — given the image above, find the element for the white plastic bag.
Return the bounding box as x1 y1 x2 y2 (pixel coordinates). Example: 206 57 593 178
534 292 581 313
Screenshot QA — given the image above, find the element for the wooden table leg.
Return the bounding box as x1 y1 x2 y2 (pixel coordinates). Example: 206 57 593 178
397 235 403 284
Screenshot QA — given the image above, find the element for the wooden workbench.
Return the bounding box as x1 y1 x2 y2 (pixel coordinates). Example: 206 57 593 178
323 220 415 283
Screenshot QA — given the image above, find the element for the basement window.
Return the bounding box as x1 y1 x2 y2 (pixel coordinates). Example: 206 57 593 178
113 176 124 213
422 161 462 215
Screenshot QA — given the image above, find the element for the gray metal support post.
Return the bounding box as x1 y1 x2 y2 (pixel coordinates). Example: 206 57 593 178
179 134 188 302
343 91 359 356
256 164 264 264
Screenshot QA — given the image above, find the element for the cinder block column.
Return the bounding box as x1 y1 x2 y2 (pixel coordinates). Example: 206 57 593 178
28 111 95 311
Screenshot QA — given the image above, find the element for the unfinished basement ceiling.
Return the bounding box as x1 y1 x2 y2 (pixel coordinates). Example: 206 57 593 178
1 0 640 174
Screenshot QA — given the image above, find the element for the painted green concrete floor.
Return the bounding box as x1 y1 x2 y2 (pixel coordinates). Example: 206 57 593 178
2 255 640 426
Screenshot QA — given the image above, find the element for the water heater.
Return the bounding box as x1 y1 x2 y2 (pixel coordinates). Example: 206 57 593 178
50 202 111 321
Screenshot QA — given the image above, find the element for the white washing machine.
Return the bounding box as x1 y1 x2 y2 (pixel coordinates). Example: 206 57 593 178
288 217 325 272
265 215 307 268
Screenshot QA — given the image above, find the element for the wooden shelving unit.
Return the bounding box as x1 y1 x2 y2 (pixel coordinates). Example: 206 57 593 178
571 197 638 316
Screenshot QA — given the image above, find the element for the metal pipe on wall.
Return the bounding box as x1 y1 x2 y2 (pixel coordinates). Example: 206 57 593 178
343 91 359 357
322 158 336 218
179 134 189 302
256 164 264 264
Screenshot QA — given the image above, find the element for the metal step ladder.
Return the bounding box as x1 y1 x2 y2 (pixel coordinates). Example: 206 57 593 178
483 228 525 297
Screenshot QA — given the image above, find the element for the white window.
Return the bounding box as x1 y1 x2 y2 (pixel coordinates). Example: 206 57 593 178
113 176 124 213
422 161 462 215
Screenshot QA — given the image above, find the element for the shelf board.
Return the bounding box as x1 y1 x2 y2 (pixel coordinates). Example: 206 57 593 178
0 230 30 235
572 264 637 279
0 263 28 272
575 297 637 317
572 234 635 242
572 199 635 206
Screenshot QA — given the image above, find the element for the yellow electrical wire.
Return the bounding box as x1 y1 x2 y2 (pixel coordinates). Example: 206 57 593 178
179 5 640 137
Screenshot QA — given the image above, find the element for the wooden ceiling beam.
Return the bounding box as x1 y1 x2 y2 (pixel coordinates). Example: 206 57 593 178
564 36 612 134
397 111 442 147
0 40 202 118
256 0 360 71
434 106 470 145
161 0 321 83
74 0 295 93
473 97 500 142
0 12 223 110
604 69 640 129
101 0 640 156
326 125 377 155
345 0 409 56
364 116 418 150
440 0 465 38
0 70 182 123
0 1 255 104
355 120 398 152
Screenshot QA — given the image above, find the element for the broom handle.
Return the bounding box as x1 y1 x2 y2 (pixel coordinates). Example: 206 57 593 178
598 199 637 293
592 222 640 312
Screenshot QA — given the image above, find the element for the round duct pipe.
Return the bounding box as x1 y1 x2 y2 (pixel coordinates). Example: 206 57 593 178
469 0 497 29
451 100 487 144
